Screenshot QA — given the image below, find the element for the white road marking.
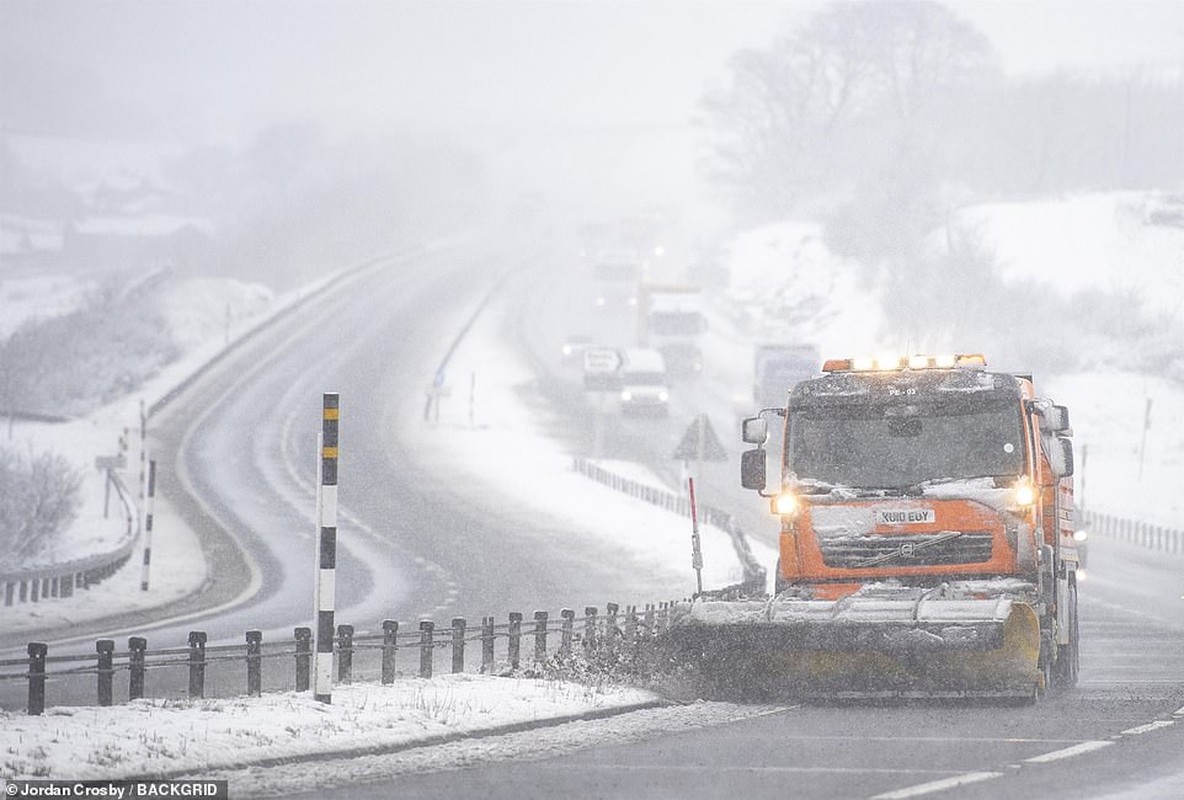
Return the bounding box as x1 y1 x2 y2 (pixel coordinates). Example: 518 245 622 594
1118 720 1175 736
1174 705 1184 717
1023 740 1113 763
870 771 1003 799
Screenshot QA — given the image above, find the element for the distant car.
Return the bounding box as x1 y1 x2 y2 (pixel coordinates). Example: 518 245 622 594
618 348 669 416
561 334 594 361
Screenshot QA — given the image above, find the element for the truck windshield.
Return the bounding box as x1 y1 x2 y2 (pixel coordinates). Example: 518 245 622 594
650 313 701 335
594 263 638 282
623 371 665 386
787 396 1024 489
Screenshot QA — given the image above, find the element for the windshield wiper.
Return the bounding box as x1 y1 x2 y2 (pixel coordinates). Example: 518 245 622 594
854 531 965 569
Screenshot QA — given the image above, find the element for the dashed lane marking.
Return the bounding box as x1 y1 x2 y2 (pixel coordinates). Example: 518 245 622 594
1118 720 1175 737
869 771 1003 799
1023 740 1113 764
1174 706 1184 718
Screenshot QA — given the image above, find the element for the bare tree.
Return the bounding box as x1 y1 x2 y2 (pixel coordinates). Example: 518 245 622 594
698 1 996 221
0 330 43 439
0 446 82 568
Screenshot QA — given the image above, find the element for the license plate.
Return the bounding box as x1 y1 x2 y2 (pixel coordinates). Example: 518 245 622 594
876 509 936 525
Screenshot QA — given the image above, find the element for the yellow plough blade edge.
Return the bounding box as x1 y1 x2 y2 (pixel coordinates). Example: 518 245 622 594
668 599 1042 699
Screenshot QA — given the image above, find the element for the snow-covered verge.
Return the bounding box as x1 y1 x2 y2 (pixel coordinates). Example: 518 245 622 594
0 675 660 781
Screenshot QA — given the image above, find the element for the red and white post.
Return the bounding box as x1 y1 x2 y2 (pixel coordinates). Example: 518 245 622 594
139 458 156 591
688 477 704 596
313 392 340 703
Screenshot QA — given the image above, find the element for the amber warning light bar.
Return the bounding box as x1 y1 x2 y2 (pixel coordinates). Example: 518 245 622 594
822 353 987 373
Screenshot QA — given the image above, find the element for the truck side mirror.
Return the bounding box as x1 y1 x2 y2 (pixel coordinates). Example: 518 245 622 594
1054 436 1074 478
1039 404 1071 433
740 448 767 491
741 416 768 445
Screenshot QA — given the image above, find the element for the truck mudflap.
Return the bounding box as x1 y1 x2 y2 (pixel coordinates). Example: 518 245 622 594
666 591 1043 699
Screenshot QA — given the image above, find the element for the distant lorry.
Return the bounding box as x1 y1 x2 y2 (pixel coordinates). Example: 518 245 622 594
753 343 819 408
592 249 643 309
671 353 1081 702
618 348 669 415
637 284 706 377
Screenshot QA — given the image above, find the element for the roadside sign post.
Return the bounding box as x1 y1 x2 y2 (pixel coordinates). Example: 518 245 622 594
688 477 704 597
94 454 127 520
583 349 624 461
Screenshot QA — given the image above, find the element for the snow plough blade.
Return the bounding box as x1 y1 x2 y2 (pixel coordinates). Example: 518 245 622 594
665 589 1043 701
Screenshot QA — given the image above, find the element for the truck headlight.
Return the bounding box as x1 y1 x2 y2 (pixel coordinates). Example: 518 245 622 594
1013 480 1037 507
772 492 799 516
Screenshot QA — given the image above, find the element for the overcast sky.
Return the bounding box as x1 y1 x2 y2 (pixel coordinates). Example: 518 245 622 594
3 1 1182 144
2 1 1181 229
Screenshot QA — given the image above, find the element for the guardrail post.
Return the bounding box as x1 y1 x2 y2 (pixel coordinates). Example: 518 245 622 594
336 624 354 685
560 609 575 659
508 612 522 669
534 611 548 662
606 602 619 657
246 630 262 697
27 642 46 715
96 639 114 707
128 637 146 700
419 621 434 678
381 620 398 684
187 631 207 699
294 627 312 692
451 618 466 674
644 604 655 640
481 616 495 673
584 607 597 653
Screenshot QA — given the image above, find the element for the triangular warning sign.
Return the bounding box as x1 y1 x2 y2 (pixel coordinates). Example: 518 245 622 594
673 414 728 462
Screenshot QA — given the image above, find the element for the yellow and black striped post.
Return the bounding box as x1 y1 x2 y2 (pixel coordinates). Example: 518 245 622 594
139 459 156 591
313 392 339 703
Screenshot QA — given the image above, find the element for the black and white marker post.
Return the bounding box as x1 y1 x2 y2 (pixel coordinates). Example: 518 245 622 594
313 393 340 704
139 459 156 591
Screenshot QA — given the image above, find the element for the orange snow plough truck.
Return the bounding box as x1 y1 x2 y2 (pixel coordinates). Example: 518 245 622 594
673 354 1080 701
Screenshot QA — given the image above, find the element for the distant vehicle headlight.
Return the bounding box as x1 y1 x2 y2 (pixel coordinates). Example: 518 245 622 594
562 344 573 356
620 390 633 402
1074 529 1089 542
657 390 669 402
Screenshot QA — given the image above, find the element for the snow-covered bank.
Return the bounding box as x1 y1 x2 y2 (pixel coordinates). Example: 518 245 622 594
0 675 661 781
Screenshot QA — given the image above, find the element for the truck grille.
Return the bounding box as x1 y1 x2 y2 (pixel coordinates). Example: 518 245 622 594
819 532 993 569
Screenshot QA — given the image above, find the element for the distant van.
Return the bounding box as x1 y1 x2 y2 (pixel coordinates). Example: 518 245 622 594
619 348 669 415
